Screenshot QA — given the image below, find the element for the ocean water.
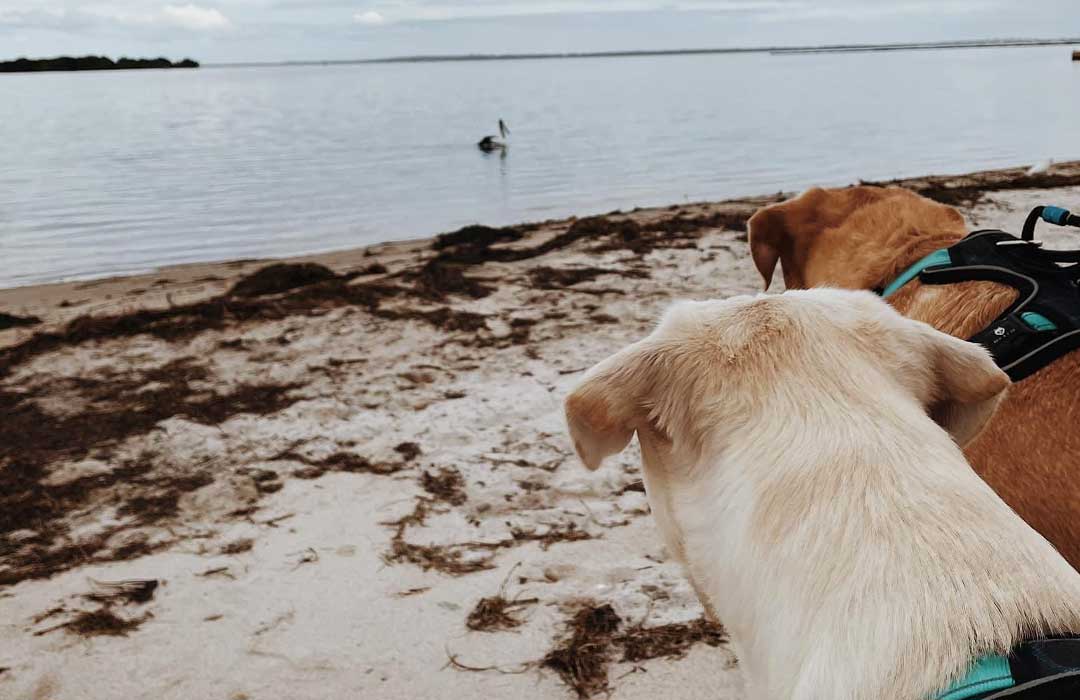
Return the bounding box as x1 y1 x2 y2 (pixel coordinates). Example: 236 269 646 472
2 45 1079 288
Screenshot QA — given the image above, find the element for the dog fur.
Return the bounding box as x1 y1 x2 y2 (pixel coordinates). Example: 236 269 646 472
565 290 1080 700
747 186 1080 571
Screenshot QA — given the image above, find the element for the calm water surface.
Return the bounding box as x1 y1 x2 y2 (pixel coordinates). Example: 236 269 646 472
2 46 1079 288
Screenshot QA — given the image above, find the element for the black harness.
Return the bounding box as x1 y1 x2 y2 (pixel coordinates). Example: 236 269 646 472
977 637 1080 699
880 205 1080 381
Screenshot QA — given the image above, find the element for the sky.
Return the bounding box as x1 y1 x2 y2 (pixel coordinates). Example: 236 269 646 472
1 0 1079 64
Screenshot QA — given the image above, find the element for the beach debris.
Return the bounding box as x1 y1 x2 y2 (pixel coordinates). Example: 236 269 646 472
618 617 729 663
862 167 1080 208
539 601 729 698
118 473 215 525
253 610 295 636
381 497 498 575
0 311 41 330
31 605 66 624
228 263 339 298
566 216 642 244
465 594 539 632
83 578 159 605
528 266 648 291
416 258 494 299
382 491 595 576
258 512 295 527
292 547 319 570
510 522 592 550
220 538 255 555
542 603 622 698
34 580 159 638
421 468 467 506
0 386 269 586
463 562 538 633
385 538 496 576
1027 158 1054 176
433 224 525 251
394 587 431 598
36 608 150 638
394 442 422 462
277 449 403 480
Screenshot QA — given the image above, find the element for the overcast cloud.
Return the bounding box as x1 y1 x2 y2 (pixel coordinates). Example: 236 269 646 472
1 0 1078 63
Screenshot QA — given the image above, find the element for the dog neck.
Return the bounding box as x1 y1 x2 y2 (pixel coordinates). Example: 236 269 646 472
646 392 1080 700
877 231 1021 340
873 233 964 295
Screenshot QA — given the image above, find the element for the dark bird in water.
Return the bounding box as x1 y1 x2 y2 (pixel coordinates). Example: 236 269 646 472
478 119 510 152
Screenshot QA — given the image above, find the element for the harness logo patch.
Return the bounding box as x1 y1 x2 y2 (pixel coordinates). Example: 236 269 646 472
994 327 1007 336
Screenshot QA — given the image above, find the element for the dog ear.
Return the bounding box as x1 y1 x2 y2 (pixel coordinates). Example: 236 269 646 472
747 206 786 291
565 345 659 470
923 327 1010 447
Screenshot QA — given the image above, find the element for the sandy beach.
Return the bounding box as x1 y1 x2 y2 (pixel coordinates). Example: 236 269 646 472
3 162 1080 700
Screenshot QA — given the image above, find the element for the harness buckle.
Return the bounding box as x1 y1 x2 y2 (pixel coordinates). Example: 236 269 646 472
996 239 1043 248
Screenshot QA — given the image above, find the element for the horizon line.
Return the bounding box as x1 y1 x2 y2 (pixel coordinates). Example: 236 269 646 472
208 36 1080 68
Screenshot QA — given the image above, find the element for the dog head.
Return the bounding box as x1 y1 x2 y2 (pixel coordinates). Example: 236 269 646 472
746 186 966 291
565 289 1008 475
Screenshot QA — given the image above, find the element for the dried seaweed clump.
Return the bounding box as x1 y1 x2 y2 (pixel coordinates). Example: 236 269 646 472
421 468 467 506
220 538 255 555
282 449 405 480
384 537 497 576
36 578 160 638
540 602 729 698
465 595 538 632
617 617 728 663
54 608 149 638
381 498 496 576
83 578 159 605
415 258 494 300
0 311 41 330
394 442 422 462
228 263 339 298
542 604 622 698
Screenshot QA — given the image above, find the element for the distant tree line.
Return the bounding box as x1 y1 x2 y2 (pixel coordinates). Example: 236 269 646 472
0 56 199 73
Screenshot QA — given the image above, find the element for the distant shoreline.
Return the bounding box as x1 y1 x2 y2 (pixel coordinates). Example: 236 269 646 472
212 37 1080 68
0 56 199 74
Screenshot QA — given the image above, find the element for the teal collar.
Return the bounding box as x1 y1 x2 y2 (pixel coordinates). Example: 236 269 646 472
880 248 953 298
935 655 1014 700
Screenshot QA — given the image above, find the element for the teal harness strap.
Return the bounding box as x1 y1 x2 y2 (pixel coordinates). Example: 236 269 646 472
935 656 1015 700
880 249 953 298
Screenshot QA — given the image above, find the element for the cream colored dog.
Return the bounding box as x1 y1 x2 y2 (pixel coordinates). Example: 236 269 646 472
565 289 1080 700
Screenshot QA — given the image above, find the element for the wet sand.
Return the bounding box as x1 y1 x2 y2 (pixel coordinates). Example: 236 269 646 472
2 162 1079 699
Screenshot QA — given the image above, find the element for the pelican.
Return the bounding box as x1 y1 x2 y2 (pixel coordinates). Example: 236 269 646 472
478 119 510 152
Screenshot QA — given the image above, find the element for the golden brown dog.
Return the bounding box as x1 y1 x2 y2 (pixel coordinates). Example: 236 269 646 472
747 186 1080 570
